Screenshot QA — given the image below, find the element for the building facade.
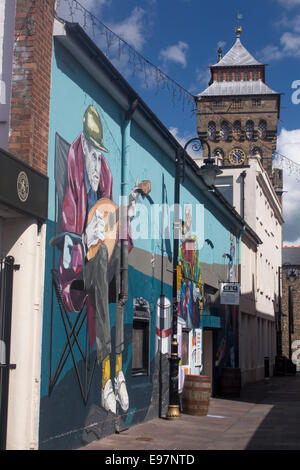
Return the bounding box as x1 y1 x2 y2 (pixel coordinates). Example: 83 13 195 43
36 19 262 449
281 247 300 370
0 0 54 450
0 4 274 450
195 27 283 385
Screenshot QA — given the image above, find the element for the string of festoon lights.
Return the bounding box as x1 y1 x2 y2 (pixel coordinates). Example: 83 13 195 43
55 0 196 114
273 151 300 181
17 0 300 180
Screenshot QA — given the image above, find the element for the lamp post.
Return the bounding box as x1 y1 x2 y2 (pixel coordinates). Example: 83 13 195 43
166 137 222 420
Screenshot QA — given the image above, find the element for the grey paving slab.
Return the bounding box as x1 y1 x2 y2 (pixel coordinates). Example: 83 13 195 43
80 374 300 451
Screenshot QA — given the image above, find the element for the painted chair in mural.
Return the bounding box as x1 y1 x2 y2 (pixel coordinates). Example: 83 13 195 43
48 132 96 405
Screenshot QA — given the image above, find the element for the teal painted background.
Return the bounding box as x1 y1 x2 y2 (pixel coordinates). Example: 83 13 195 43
39 38 240 449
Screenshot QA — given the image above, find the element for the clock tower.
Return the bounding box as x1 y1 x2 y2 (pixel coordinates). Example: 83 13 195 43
195 27 281 185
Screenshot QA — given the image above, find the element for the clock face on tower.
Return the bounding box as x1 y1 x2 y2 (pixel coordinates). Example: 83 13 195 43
229 148 246 165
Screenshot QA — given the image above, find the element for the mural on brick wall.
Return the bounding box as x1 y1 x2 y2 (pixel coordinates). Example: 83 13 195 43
48 105 151 418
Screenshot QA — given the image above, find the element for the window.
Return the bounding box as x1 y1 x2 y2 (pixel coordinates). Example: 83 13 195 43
233 120 242 140
245 120 254 140
220 121 230 141
252 98 261 107
258 120 267 140
253 70 259 81
226 71 232 81
244 70 250 81
235 71 241 81
232 99 242 109
132 298 150 376
213 99 223 109
215 176 234 205
181 329 191 365
208 121 216 141
217 71 223 82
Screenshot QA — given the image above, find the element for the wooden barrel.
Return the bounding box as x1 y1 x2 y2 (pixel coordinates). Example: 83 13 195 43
220 367 241 398
182 375 211 416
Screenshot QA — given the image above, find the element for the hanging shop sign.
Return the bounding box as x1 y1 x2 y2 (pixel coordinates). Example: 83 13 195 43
0 148 48 221
220 282 240 305
194 328 203 367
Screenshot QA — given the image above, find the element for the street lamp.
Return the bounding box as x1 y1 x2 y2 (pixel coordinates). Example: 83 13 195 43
196 141 223 186
166 137 222 420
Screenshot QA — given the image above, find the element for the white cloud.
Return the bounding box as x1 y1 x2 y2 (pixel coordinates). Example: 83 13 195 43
276 0 300 8
276 128 300 244
159 41 189 69
217 41 226 49
259 4 300 61
280 31 300 56
106 7 147 51
259 44 285 62
189 67 210 94
259 30 300 61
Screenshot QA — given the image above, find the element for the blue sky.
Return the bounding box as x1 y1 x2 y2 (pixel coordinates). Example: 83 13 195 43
57 0 300 244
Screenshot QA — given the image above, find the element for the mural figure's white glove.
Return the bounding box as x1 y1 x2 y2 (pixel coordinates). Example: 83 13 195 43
63 234 74 269
128 186 140 219
85 209 105 250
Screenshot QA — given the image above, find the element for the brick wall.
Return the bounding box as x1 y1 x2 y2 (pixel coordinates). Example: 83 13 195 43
8 0 55 175
281 268 300 358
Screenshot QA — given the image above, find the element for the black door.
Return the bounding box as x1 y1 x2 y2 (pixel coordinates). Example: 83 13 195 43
0 256 17 450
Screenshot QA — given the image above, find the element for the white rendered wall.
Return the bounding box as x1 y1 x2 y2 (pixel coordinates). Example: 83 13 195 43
217 157 282 384
2 218 46 450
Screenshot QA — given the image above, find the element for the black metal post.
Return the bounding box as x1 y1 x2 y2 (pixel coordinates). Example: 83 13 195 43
166 148 182 420
288 285 294 361
0 256 16 450
166 137 213 420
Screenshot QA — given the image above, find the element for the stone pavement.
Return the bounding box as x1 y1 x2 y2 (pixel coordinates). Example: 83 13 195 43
80 374 300 451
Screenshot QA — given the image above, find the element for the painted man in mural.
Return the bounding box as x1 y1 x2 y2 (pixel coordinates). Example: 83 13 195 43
58 105 140 414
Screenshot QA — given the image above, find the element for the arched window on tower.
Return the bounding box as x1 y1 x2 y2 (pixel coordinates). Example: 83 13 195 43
207 121 216 141
233 120 242 140
245 120 254 140
220 121 230 141
258 120 267 140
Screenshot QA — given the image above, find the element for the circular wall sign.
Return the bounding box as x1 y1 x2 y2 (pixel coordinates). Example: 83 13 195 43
17 171 29 202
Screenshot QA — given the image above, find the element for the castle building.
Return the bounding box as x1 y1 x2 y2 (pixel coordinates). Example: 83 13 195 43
194 27 283 385
195 26 280 183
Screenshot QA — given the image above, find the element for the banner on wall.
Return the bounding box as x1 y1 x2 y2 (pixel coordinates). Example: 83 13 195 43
220 282 240 305
194 328 203 367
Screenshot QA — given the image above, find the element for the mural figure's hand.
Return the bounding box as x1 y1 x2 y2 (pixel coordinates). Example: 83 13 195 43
85 209 105 249
128 181 140 219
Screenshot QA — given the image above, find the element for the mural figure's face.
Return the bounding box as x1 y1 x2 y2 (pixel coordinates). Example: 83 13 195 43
83 135 102 192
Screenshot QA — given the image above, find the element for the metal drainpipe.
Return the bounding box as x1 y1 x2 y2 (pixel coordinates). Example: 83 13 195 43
238 225 246 284
240 170 247 220
237 225 245 370
120 99 138 305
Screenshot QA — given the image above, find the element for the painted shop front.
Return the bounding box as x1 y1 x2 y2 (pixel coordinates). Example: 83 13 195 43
38 20 254 449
